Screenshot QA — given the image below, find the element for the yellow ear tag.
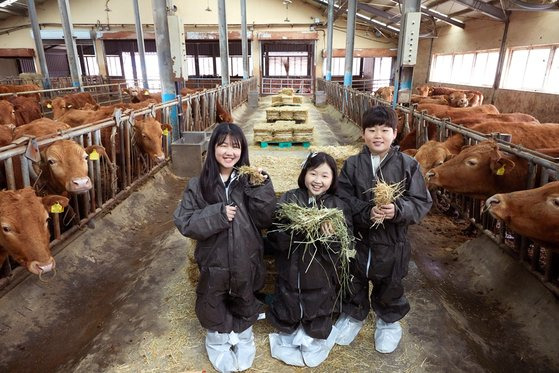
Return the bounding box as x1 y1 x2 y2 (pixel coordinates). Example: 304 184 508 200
89 149 100 161
162 128 169 136
50 202 64 214
46 103 52 108
144 91 150 96
496 165 506 176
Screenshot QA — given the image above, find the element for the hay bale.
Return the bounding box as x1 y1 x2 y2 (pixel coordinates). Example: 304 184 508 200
265 108 281 121
253 123 274 143
279 87 294 96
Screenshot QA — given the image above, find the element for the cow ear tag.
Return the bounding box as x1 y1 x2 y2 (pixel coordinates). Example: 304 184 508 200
496 165 506 176
89 149 100 161
25 138 41 163
144 91 150 96
50 202 64 214
162 128 169 136
46 103 52 108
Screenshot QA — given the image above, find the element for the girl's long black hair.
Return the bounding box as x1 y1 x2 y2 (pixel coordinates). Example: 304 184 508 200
199 122 250 203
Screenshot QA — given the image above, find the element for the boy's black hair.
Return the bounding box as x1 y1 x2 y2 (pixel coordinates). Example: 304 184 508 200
297 152 338 195
361 105 398 131
199 122 249 203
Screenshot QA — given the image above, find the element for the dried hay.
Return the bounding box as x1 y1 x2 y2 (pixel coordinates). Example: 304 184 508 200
237 165 267 186
273 202 356 297
279 87 294 96
369 179 406 227
309 145 361 170
250 154 302 195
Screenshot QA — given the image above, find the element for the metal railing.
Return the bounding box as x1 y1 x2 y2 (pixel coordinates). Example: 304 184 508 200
317 77 559 296
261 77 313 95
0 77 256 286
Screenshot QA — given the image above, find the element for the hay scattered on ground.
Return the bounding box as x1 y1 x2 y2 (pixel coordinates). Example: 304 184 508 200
250 154 303 195
309 145 361 170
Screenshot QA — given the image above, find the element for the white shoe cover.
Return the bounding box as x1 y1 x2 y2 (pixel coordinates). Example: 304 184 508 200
233 327 256 371
206 330 239 372
300 326 339 367
269 328 305 366
334 313 365 345
374 318 402 354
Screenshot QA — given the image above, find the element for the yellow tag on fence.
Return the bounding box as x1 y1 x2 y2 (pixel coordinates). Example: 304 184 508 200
50 202 64 214
496 165 506 176
162 129 169 136
89 149 100 161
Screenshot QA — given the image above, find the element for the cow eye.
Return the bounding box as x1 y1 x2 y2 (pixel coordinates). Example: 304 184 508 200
435 160 444 166
466 159 478 166
551 198 559 207
48 159 56 165
1 224 10 233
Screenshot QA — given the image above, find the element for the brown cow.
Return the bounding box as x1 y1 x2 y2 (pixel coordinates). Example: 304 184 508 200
374 86 394 102
447 91 469 108
180 87 205 96
0 84 41 102
7 96 42 126
133 116 172 163
46 92 97 119
0 100 16 126
409 121 559 173
425 141 559 198
0 188 68 276
399 104 501 150
216 100 233 123
123 87 162 103
14 118 70 139
486 181 559 249
0 124 15 147
57 106 116 127
430 87 483 107
416 84 432 97
451 113 539 127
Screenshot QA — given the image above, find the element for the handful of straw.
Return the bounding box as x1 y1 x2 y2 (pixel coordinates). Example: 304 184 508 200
369 179 406 228
274 202 356 297
237 165 266 186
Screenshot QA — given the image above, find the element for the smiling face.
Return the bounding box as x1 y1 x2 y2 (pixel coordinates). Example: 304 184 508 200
363 124 397 157
215 134 241 175
304 162 334 197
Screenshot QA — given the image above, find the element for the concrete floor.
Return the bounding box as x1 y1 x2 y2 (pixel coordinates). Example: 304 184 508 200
0 98 558 373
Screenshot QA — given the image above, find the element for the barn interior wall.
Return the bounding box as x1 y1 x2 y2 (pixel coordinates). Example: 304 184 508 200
0 0 396 82
414 11 559 122
0 58 19 76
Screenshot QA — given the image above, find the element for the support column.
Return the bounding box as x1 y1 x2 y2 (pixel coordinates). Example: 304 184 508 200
133 0 149 89
27 0 50 89
325 0 334 81
392 0 421 107
92 36 108 78
240 0 249 80
152 0 178 139
57 0 82 89
251 34 261 91
218 0 230 86
343 0 356 87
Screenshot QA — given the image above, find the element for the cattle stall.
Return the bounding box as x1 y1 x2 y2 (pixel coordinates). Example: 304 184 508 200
318 78 559 296
0 78 256 289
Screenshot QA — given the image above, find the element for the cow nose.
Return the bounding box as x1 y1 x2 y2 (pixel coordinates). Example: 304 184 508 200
72 177 91 188
154 153 165 163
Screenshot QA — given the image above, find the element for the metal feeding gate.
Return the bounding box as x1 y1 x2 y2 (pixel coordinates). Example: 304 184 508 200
317 78 559 296
0 78 256 290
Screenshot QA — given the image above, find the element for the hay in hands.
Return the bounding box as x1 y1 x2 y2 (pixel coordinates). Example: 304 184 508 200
273 202 356 298
369 179 406 228
237 165 266 186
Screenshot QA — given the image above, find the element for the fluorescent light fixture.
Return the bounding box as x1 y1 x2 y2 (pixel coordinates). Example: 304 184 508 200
0 0 18 8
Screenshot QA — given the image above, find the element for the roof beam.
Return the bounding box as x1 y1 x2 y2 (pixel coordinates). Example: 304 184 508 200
356 2 401 24
332 0 348 23
452 0 507 21
0 7 25 16
420 5 465 28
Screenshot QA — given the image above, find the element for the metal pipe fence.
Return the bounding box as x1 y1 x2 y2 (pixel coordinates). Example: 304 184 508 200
317 78 559 296
0 77 255 284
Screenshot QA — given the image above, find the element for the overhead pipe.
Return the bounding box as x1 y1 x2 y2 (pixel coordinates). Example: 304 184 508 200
27 0 51 89
132 0 149 89
218 0 230 86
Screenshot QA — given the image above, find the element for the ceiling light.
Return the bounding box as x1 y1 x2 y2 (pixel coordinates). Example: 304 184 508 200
0 0 18 8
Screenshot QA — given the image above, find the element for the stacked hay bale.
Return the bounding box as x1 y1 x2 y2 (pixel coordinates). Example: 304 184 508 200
271 88 304 107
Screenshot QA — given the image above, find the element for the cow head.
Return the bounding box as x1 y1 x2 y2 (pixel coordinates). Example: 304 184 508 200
486 181 559 249
412 141 456 176
447 92 469 108
425 141 515 198
40 140 106 194
374 86 394 102
0 188 69 275
134 117 169 163
0 124 15 147
416 84 432 97
0 100 16 126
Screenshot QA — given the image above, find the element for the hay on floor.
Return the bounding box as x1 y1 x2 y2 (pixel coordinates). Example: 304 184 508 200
251 154 303 195
309 145 362 170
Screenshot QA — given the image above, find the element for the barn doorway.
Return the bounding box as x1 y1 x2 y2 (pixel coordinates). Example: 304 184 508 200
261 41 314 95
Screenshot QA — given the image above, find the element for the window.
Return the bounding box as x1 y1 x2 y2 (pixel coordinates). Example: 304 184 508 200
106 55 122 76
83 56 99 76
372 57 392 91
215 56 253 77
198 57 214 76
267 51 310 77
501 46 558 93
186 55 196 76
326 57 361 76
430 51 499 87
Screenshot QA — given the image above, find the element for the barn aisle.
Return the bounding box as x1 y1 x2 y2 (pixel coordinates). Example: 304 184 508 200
0 99 558 373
